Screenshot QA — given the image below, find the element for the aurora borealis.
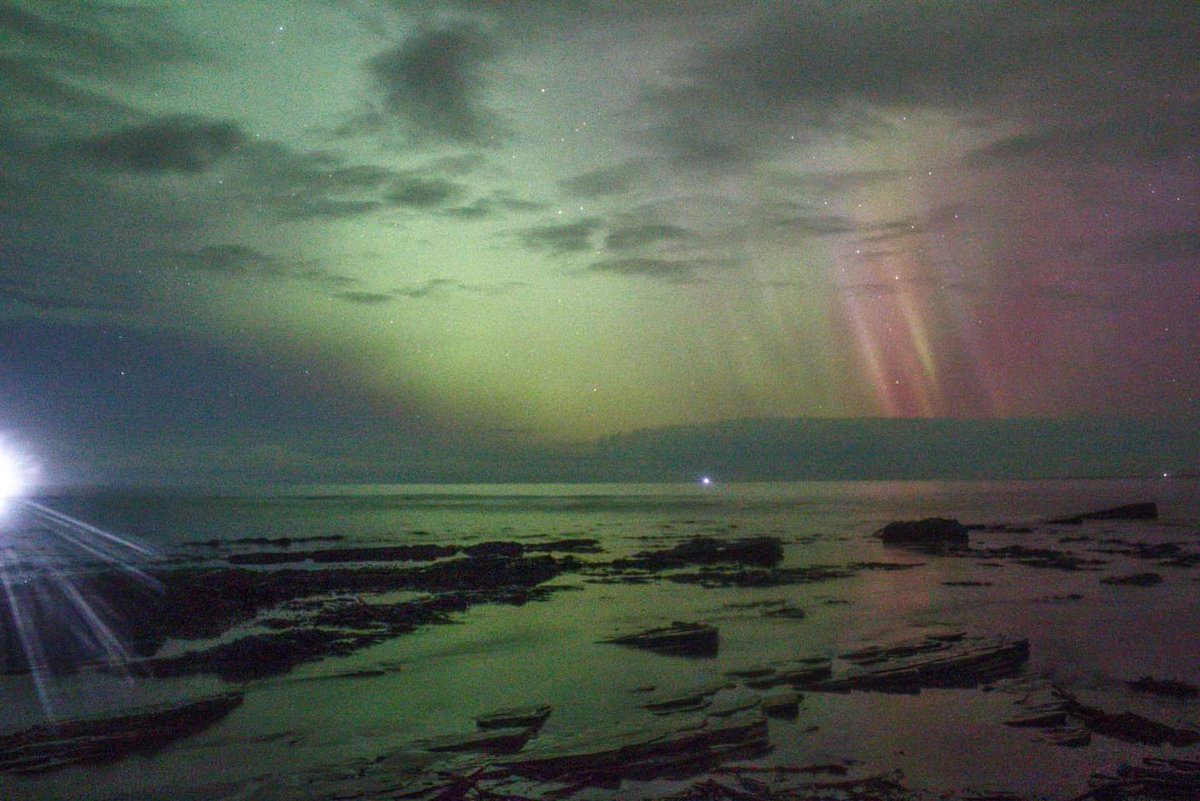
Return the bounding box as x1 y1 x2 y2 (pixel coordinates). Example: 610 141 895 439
1 1 1197 485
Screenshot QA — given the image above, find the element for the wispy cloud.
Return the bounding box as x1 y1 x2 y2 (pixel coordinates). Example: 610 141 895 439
1118 229 1200 266
588 257 703 284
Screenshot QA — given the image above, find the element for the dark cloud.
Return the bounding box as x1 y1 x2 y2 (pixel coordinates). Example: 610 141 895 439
519 219 602 255
168 244 279 275
445 191 547 219
840 278 1114 309
764 207 924 243
162 244 360 290
0 279 124 315
313 164 396 191
334 291 395 305
232 142 393 221
396 278 456 299
0 54 136 130
427 152 488 175
6 110 400 231
560 161 650 198
588 257 701 284
395 278 525 300
0 1 198 78
604 223 692 251
368 23 500 145
75 115 245 173
768 212 857 238
0 249 150 316
769 168 910 193
644 2 1200 166
965 102 1200 166
1118 230 1200 266
446 190 549 219
857 219 923 244
385 176 465 208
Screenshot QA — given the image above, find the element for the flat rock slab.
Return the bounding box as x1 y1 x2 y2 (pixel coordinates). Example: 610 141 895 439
0 691 243 774
601 621 719 657
813 635 1029 692
499 712 770 782
643 681 735 715
611 537 784 570
1054 686 1200 747
1126 676 1200 698
417 725 537 754
876 518 969 549
743 659 833 690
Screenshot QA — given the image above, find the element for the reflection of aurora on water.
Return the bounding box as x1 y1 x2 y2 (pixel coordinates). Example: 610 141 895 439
0 452 159 714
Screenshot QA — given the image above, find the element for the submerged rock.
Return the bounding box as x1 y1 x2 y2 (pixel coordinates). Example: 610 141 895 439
760 688 801 718
0 691 243 774
875 518 969 549
1101 572 1164 586
602 621 719 657
612 536 784 570
476 704 552 731
1090 756 1200 799
418 725 537 754
1046 502 1158 525
666 564 857 589
970 544 1107 572
1126 676 1200 698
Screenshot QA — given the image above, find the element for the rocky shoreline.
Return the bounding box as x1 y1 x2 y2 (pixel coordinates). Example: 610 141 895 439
2 500 1198 800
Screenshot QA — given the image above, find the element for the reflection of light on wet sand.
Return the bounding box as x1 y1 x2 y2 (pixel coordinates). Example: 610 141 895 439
0 499 159 716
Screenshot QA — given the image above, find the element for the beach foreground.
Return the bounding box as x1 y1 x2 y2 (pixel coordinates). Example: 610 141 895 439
1 480 1198 800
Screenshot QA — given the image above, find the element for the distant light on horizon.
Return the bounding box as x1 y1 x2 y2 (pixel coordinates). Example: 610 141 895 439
699 476 713 486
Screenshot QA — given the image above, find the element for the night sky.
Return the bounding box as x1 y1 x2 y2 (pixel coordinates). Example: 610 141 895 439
1 1 1197 486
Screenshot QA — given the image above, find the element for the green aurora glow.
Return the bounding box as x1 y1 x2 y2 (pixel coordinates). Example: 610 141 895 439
1 1 1197 484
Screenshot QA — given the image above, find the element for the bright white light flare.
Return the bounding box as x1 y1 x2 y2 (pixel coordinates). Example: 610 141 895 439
0 448 23 514
0 451 160 717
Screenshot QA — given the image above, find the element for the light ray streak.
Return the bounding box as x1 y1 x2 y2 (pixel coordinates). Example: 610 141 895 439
22 500 156 559
0 496 161 717
0 558 54 711
58 579 135 671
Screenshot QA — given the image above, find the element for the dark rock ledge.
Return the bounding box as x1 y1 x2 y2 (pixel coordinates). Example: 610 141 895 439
1 551 576 681
0 692 243 774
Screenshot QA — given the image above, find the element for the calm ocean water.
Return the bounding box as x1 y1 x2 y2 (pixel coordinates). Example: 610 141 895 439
31 477 1200 559
3 478 1199 800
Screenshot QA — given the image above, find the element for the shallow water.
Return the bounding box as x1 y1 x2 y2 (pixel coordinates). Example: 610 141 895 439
2 479 1198 799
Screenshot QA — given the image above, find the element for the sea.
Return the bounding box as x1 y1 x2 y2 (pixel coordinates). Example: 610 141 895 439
2 478 1198 800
